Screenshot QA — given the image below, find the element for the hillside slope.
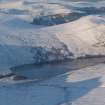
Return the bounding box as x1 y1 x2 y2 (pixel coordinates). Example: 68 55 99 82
0 0 105 71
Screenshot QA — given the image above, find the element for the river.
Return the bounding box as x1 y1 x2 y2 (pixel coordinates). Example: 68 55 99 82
11 57 105 80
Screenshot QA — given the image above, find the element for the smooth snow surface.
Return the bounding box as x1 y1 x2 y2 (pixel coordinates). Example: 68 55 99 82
1 63 105 105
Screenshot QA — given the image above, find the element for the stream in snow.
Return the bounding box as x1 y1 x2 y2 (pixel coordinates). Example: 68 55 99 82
10 57 105 80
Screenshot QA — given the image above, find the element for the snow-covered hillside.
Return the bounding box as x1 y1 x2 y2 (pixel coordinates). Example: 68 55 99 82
0 0 105 71
46 15 105 57
0 0 105 105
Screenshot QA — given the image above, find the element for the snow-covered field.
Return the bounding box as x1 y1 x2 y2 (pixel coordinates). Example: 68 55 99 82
1 63 105 105
0 0 105 105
